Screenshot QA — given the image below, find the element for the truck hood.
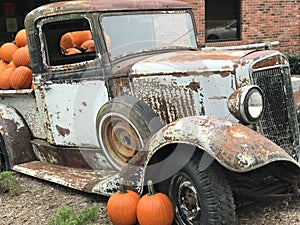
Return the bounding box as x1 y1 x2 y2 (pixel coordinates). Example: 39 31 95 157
129 50 249 76
129 49 278 76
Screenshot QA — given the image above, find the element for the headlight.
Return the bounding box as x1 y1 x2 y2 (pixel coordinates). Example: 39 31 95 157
227 85 264 124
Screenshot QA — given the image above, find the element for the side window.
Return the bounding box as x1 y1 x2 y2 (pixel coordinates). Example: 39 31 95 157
205 0 241 42
43 19 96 66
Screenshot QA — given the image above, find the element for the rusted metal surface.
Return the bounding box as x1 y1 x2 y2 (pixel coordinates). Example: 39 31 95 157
13 161 117 195
30 137 114 172
0 105 36 167
34 80 109 147
145 116 300 173
130 50 252 77
202 41 280 51
131 71 236 124
0 90 46 139
25 0 191 28
227 87 244 120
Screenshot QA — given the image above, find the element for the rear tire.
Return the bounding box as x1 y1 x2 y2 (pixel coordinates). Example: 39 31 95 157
0 134 9 171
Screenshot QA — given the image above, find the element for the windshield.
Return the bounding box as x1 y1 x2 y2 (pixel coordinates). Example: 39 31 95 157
101 12 197 58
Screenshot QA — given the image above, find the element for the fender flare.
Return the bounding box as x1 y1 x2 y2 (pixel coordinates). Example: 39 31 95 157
144 116 300 173
0 104 35 168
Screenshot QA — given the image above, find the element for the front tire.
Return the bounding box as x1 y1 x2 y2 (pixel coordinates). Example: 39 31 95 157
161 153 236 225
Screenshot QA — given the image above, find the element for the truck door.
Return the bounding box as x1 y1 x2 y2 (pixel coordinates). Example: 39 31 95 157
34 16 109 148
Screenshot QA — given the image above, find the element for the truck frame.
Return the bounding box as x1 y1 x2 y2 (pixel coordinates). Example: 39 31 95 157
0 0 299 224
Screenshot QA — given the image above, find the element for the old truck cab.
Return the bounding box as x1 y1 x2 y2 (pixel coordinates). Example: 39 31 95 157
0 0 299 224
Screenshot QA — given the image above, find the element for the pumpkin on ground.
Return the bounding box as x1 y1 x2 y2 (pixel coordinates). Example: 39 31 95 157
60 32 74 50
10 66 32 90
0 67 14 90
81 39 95 52
12 46 30 67
137 180 174 225
71 30 92 46
0 42 19 63
107 179 140 225
15 29 28 47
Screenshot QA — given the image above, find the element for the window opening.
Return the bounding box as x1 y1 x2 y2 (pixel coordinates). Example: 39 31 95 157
205 0 241 42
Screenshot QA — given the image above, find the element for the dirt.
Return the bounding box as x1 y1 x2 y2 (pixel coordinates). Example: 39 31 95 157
0 173 299 225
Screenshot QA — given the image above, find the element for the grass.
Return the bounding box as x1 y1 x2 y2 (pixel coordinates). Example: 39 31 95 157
0 171 21 195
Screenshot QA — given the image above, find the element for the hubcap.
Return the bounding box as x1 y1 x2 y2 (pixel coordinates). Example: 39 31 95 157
102 116 142 166
171 173 202 224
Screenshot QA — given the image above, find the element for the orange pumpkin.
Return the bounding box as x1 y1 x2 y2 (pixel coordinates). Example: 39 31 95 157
80 40 95 52
65 47 82 55
12 46 30 67
107 179 140 225
10 66 32 90
0 60 8 72
137 180 174 225
60 32 74 49
0 42 19 63
71 30 92 46
6 61 16 69
15 29 28 47
0 67 14 90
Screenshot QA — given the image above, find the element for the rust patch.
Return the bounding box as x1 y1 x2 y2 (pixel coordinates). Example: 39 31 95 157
185 80 200 92
293 90 300 109
146 116 295 172
219 71 230 77
251 54 287 69
13 161 116 193
56 125 70 137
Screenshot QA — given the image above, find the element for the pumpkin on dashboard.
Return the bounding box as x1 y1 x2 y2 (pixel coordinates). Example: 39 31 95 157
71 30 92 46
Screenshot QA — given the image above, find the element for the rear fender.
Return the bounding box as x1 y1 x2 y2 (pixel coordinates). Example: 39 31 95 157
0 104 35 168
145 116 300 173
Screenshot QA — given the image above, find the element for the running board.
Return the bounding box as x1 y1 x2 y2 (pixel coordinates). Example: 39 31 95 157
13 161 119 196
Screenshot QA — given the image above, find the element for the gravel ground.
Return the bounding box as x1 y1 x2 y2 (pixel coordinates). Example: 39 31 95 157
0 173 299 225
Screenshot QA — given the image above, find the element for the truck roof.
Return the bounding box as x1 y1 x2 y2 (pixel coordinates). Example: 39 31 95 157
25 0 191 26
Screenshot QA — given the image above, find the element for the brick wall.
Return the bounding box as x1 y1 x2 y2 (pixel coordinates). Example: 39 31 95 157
182 0 300 53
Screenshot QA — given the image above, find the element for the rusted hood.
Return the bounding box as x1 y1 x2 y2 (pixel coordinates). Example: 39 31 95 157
130 50 255 76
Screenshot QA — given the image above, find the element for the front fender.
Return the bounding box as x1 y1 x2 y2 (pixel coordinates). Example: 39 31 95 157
145 116 299 172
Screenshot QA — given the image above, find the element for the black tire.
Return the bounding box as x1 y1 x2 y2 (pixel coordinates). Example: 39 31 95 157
96 96 163 170
158 152 236 225
0 134 10 171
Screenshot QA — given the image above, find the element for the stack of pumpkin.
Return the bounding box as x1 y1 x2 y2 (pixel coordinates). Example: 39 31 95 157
0 29 33 90
60 30 95 55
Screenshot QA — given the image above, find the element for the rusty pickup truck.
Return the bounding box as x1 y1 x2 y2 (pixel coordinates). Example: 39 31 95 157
0 0 299 224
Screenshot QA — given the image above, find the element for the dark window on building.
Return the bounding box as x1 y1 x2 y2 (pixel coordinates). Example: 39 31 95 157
0 0 50 45
205 0 241 42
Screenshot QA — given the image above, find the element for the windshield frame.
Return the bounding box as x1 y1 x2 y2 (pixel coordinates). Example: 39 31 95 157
100 10 199 60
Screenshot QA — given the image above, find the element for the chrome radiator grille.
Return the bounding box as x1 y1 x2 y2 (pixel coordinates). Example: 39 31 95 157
251 67 299 159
